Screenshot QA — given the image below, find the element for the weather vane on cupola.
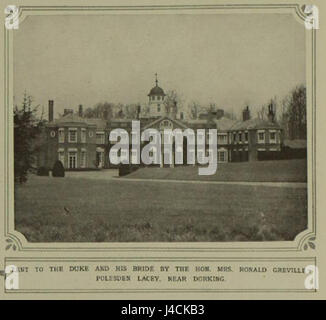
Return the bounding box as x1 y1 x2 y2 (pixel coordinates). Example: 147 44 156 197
155 73 158 86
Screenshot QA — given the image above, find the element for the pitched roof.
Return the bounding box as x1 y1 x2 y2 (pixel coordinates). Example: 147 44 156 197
214 116 238 131
142 116 188 130
230 118 281 131
86 118 108 130
50 113 90 126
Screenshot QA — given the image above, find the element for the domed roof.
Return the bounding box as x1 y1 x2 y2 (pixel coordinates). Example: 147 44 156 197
148 74 166 96
148 85 165 96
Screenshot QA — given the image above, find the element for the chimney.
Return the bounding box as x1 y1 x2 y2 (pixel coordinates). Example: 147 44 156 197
78 104 83 117
267 103 275 122
48 100 54 122
242 106 250 121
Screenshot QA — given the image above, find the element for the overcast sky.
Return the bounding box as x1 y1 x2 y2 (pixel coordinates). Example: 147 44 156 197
14 13 305 119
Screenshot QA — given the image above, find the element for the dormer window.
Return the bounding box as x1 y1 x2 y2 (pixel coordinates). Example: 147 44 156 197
158 96 161 100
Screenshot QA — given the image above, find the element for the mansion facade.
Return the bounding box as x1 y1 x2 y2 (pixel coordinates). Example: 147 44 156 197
38 79 282 170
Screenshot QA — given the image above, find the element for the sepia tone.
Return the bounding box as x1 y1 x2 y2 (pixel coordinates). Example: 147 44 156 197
12 12 308 243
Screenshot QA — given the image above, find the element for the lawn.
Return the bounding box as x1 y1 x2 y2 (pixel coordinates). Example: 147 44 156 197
126 159 307 182
15 175 307 242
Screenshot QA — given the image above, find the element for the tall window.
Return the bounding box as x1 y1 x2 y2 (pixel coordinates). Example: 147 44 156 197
238 132 242 143
269 131 276 143
96 132 105 144
81 129 86 143
218 150 227 162
258 131 265 143
245 132 249 142
68 151 77 169
233 133 236 142
157 105 161 112
58 129 65 143
68 129 77 143
80 150 87 168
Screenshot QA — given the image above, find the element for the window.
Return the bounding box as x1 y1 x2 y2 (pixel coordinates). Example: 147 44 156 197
158 96 161 100
218 150 227 162
158 105 161 112
238 132 242 143
218 134 227 145
245 131 249 142
68 151 77 169
269 131 276 143
68 129 77 143
257 131 265 143
96 132 105 144
58 150 65 167
58 128 65 143
81 129 86 143
96 150 104 168
80 150 87 168
233 133 236 142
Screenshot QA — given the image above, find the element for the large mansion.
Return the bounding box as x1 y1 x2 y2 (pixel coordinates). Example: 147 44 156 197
37 78 282 169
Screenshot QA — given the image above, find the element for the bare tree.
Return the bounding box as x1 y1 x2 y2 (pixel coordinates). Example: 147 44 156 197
188 101 202 119
163 90 182 115
284 85 306 139
257 104 267 120
224 109 237 120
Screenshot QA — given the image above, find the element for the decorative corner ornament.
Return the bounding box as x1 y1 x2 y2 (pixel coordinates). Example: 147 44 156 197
5 5 19 30
303 5 319 30
303 236 316 251
5 238 17 251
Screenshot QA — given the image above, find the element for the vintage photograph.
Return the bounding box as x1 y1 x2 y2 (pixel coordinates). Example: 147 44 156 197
13 13 307 242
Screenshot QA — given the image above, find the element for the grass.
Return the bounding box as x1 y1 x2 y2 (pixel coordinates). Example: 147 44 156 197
126 159 307 182
15 174 307 242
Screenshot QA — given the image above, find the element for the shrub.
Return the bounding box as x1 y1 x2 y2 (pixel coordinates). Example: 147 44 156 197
37 166 49 176
118 164 139 176
52 160 65 177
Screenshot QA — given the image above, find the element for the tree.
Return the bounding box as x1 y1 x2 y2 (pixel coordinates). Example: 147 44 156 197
14 92 45 183
84 102 114 119
257 104 267 120
283 85 307 139
188 101 202 119
123 104 139 119
224 109 237 120
163 90 182 115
